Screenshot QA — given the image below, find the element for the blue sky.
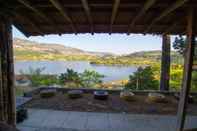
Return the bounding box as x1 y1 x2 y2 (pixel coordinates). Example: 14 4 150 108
13 26 173 55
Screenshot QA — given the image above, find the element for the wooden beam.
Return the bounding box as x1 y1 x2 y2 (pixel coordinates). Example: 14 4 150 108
15 14 44 36
162 22 178 35
127 0 156 35
81 0 94 34
160 34 171 91
49 0 77 34
176 8 196 131
17 0 60 33
144 0 189 34
17 0 50 22
110 0 120 34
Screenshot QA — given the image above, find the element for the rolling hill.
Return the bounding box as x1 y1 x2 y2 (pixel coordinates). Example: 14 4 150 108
13 38 182 65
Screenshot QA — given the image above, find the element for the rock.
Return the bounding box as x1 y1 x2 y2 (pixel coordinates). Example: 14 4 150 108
94 90 109 100
67 90 83 99
40 89 56 98
147 93 167 103
174 93 195 103
120 91 135 101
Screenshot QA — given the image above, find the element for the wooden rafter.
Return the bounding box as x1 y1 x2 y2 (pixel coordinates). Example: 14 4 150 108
144 0 189 34
17 0 60 33
49 0 77 34
110 0 120 34
127 0 156 35
162 22 178 35
15 14 44 36
81 0 94 34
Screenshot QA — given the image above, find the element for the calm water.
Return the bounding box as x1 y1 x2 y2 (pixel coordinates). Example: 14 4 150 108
14 61 137 82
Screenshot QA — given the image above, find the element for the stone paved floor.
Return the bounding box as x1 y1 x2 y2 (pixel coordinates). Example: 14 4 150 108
17 109 197 131
16 97 32 108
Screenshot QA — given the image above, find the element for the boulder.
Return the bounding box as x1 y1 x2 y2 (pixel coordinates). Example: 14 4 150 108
120 91 136 101
147 93 167 103
94 90 109 100
67 90 83 99
174 93 195 103
40 89 56 98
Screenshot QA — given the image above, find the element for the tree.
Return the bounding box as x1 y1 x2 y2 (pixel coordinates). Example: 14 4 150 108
125 66 159 90
80 70 104 88
172 36 197 91
59 69 81 86
173 36 187 56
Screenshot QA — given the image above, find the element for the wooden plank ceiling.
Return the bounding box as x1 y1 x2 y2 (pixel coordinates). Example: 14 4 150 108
0 0 196 36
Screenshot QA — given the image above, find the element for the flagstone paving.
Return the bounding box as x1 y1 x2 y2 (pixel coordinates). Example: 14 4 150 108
17 109 197 131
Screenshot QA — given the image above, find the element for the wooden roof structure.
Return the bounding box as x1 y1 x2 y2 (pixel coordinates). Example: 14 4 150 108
0 1 197 131
0 0 196 36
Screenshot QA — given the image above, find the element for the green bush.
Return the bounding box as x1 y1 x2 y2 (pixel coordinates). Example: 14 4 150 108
59 69 104 88
20 67 60 87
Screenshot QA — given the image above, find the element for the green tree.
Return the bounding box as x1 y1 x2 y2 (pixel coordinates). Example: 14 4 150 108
191 72 197 91
125 66 159 90
173 36 187 56
80 70 104 88
170 65 183 90
172 36 197 91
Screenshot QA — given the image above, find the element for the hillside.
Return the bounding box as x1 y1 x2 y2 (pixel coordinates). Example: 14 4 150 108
14 38 114 61
13 38 183 65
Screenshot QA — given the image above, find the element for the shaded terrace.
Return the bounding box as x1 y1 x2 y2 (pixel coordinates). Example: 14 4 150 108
0 0 197 131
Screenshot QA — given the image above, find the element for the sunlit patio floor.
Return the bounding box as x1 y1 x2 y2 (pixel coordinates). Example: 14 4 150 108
17 108 197 131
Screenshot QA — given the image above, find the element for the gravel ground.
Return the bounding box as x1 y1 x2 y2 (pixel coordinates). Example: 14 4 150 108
23 92 197 115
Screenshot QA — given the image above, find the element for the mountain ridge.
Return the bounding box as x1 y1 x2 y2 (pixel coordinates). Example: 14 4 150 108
13 38 181 64
14 38 115 57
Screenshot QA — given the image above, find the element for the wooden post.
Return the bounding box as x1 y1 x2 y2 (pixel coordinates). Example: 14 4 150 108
160 34 171 91
0 15 16 125
176 8 196 131
0 21 5 122
0 15 9 123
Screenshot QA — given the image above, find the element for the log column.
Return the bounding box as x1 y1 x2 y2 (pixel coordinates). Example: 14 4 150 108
176 9 196 131
160 34 171 91
0 15 16 125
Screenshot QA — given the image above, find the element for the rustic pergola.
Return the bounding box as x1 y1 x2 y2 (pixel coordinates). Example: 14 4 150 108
0 0 196 131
